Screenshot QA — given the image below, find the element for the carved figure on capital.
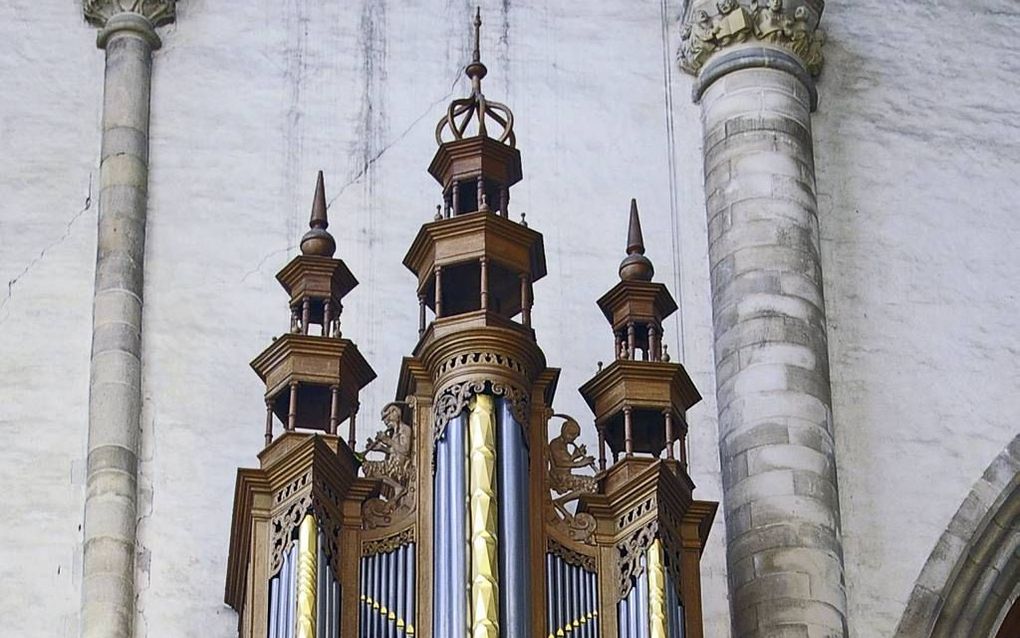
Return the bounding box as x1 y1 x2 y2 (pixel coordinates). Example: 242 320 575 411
677 0 826 76
752 0 789 42
546 414 600 544
712 0 753 47
362 402 417 529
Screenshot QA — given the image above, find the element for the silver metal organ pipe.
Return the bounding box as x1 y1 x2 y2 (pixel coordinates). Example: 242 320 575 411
380 552 388 638
379 552 387 638
545 554 555 636
405 543 414 632
434 433 449 637
637 556 650 638
556 555 566 635
497 398 531 636
269 575 280 637
374 553 383 637
363 555 371 632
619 594 630 638
390 548 400 638
628 576 640 638
575 564 583 633
450 413 468 635
366 555 374 637
394 547 402 638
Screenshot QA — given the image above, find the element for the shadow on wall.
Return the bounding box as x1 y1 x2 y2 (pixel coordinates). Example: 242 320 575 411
894 434 1020 638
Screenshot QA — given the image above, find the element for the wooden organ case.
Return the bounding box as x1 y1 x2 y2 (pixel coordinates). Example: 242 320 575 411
224 10 717 638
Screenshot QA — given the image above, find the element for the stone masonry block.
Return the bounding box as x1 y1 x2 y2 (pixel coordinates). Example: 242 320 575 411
730 469 798 507
725 197 817 230
748 444 831 477
729 521 844 565
100 125 149 163
721 420 791 458
734 571 812 608
753 599 845 635
719 391 829 429
750 494 838 531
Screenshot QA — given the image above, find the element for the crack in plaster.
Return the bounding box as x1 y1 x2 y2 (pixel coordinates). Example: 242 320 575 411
0 173 93 324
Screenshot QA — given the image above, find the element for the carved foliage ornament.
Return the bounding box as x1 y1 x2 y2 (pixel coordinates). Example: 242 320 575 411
362 527 416 557
677 0 825 76
269 493 343 581
548 538 597 573
433 377 530 443
83 0 176 27
617 519 659 601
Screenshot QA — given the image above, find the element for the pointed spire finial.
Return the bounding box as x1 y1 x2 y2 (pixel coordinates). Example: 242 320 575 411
310 170 328 229
473 6 482 64
465 6 488 88
300 170 337 257
627 198 645 255
619 198 655 281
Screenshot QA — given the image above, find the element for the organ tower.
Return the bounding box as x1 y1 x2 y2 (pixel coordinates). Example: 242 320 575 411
224 10 717 638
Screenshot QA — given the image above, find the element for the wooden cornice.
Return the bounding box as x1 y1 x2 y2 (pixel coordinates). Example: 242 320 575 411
224 468 271 611
596 279 678 329
275 254 358 305
249 333 376 399
578 359 701 422
402 211 547 287
427 135 523 189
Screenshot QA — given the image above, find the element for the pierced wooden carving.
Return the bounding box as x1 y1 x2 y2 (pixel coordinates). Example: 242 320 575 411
617 519 659 600
433 376 530 442
269 494 342 581
362 527 416 557
547 538 597 572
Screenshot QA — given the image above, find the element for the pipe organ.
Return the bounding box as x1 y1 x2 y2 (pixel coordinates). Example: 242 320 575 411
224 9 717 638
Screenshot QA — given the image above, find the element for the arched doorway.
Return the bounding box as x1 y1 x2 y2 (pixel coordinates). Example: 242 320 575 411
895 435 1020 638
995 597 1020 638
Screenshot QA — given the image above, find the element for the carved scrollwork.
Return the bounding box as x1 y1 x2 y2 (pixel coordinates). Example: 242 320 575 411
617 519 659 600
678 0 825 75
548 538 597 572
269 495 342 580
83 0 176 27
433 378 530 443
433 380 488 442
659 507 685 596
362 527 416 557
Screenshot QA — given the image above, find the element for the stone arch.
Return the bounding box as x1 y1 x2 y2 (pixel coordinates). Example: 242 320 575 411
894 434 1020 638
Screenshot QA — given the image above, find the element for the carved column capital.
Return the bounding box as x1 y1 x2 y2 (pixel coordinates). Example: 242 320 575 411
678 0 826 96
84 0 176 48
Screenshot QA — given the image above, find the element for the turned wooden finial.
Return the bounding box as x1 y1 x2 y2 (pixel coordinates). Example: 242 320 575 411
300 170 337 257
619 198 654 281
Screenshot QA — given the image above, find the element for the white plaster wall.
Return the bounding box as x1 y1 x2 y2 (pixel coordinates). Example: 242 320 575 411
0 2 101 636
814 1 1020 636
136 1 729 636
3 1 1018 637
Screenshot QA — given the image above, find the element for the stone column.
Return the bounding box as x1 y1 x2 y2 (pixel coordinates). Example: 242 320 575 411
80 2 175 637
678 2 847 637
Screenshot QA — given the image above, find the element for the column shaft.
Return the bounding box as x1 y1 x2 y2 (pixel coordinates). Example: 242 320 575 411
700 66 847 637
82 13 161 638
